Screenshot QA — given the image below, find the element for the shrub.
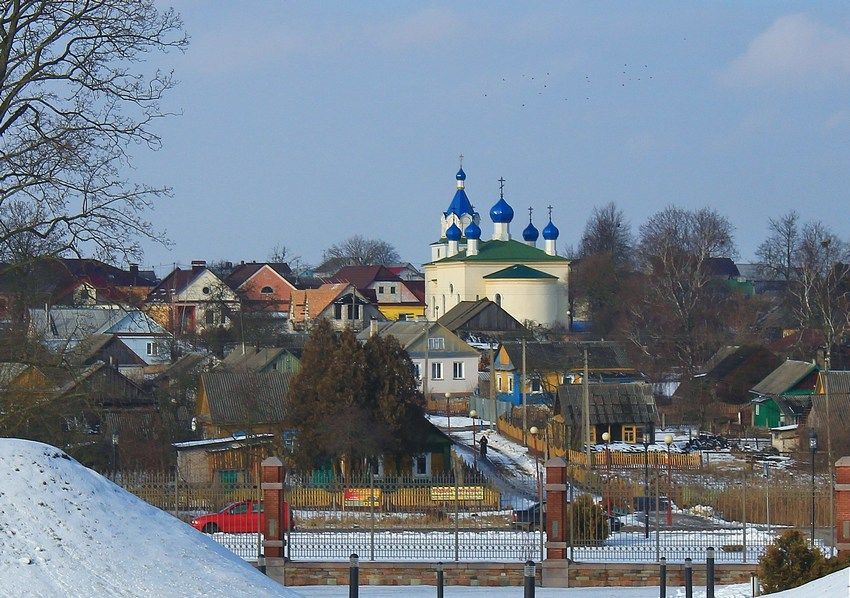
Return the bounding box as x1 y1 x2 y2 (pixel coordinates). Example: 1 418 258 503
569 494 610 546
757 530 825 593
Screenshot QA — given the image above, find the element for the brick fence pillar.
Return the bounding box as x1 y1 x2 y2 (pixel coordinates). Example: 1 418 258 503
544 456 568 559
835 457 850 554
262 456 285 558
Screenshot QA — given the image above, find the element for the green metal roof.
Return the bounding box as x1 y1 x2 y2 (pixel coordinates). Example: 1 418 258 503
483 264 558 280
426 240 568 265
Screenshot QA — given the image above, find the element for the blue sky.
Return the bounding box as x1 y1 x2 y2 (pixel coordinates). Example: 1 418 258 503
135 2 850 273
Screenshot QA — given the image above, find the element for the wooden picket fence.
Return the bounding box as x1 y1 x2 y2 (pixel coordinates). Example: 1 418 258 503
496 417 702 470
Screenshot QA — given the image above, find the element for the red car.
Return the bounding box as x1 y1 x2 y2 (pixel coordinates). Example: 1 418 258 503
190 499 295 534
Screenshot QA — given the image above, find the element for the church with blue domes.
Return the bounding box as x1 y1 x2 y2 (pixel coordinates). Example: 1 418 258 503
424 165 570 328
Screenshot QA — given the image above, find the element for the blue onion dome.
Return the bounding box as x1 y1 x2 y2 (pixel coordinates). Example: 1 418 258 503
446 222 462 241
464 220 481 239
456 168 466 181
523 221 539 242
489 197 514 223
542 219 560 240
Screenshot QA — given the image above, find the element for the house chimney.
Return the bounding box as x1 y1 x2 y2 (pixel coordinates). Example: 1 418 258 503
370 318 378 338
191 260 206 272
129 263 139 276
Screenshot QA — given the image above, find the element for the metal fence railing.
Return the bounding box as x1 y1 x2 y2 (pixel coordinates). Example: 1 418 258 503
108 463 833 565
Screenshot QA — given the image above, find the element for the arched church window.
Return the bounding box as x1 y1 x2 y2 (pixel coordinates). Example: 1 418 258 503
449 284 453 294
495 293 501 306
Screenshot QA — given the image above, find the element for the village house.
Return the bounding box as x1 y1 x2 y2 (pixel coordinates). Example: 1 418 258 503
749 359 818 430
146 260 240 335
560 382 658 445
357 320 480 400
223 261 297 320
288 282 384 332
332 265 426 321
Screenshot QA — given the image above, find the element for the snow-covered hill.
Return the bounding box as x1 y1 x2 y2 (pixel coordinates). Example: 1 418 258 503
0 439 297 597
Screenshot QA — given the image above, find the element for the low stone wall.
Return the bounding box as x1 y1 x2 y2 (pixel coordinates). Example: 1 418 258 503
542 560 758 587
265 561 539 587
263 559 758 588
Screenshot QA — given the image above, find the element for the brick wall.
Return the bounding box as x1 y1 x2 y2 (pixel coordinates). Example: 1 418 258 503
263 559 757 588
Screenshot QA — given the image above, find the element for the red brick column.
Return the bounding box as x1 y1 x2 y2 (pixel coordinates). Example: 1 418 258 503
544 457 568 560
835 457 850 554
262 456 285 558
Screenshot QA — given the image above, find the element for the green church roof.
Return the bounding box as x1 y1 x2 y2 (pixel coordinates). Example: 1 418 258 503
483 264 558 280
426 240 568 265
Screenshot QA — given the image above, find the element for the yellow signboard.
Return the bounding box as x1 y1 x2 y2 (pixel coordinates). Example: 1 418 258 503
430 486 485 501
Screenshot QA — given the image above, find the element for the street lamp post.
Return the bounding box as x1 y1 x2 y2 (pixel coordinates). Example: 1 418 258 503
602 431 611 516
664 434 673 527
643 430 651 539
445 392 451 434
810 430 818 548
529 426 544 563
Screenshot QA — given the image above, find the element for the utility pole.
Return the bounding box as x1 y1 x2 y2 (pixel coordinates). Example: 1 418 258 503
423 320 430 401
489 344 496 431
583 348 591 466
825 352 834 550
522 338 527 445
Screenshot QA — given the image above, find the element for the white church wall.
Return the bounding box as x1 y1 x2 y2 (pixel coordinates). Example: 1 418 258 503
483 279 560 327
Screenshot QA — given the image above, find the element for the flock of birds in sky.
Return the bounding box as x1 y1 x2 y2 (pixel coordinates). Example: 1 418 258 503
482 64 655 107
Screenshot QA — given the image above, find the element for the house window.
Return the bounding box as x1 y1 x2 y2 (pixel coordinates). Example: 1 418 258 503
346 304 361 320
205 310 215 325
508 376 514 392
622 425 638 444
390 286 396 294
378 286 385 294
412 453 431 477
261 286 274 294
334 304 342 319
146 342 159 356
202 286 211 295
497 376 503 391
531 379 541 392
428 337 445 351
452 361 465 380
414 363 422 380
431 362 443 380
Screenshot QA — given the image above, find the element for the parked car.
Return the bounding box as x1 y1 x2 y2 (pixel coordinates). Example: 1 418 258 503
511 502 622 532
190 499 295 534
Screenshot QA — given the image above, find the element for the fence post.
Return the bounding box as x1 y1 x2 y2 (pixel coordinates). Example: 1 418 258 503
369 470 375 562
349 554 359 598
742 474 747 564
544 457 568 560
261 456 285 559
655 474 661 562
453 468 460 562
706 546 715 598
523 560 535 598
684 558 693 598
659 556 666 598
436 562 444 598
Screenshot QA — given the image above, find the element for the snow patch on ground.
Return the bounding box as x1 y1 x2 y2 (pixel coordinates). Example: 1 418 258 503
0 438 295 597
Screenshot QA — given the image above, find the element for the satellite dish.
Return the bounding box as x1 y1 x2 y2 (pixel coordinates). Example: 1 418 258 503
190 417 197 432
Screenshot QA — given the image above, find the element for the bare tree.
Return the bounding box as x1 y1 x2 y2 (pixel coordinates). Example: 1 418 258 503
322 235 400 267
757 215 850 361
579 202 633 267
756 211 800 281
269 243 309 276
0 1 188 263
628 206 737 379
